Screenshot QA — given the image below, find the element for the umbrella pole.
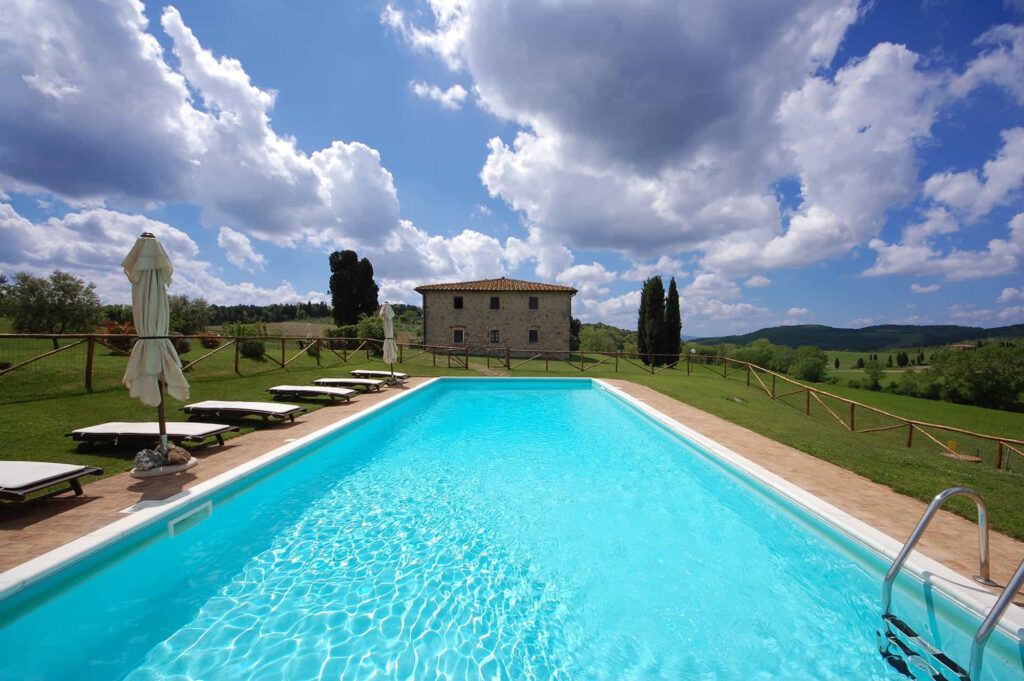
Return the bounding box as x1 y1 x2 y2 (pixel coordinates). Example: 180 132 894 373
157 379 168 452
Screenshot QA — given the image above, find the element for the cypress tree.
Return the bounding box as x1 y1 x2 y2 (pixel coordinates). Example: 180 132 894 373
638 277 665 365
637 281 650 358
329 250 379 325
663 277 681 361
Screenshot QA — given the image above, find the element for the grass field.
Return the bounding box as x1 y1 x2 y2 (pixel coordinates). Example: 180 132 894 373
2 333 1022 540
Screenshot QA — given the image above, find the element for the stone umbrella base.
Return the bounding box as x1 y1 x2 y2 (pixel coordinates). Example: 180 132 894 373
130 457 198 479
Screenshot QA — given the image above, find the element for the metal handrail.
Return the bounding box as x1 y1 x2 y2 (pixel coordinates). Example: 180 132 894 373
882 487 996 616
970 558 1024 680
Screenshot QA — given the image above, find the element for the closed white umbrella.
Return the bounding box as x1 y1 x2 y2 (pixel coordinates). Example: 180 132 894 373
122 232 189 451
379 302 398 376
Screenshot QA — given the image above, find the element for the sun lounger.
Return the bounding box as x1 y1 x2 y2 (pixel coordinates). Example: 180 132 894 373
349 370 408 384
0 461 103 502
266 385 356 403
182 400 307 422
313 378 385 392
67 422 239 448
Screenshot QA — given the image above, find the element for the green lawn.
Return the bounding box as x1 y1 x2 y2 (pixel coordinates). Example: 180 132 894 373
2 337 1022 540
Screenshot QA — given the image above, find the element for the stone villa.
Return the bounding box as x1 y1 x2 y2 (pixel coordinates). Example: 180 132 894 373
414 277 578 352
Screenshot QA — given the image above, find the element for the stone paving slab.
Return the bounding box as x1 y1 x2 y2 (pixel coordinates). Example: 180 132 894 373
1 377 1021 606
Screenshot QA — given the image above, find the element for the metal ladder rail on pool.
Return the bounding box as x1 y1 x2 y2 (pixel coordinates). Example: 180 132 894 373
880 486 1023 680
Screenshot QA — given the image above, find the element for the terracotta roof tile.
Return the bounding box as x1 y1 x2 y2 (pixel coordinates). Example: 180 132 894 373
414 277 577 294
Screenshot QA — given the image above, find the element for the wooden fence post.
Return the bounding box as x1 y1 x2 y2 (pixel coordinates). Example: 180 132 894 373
315 340 321 366
399 344 403 363
771 374 776 398
615 351 619 372
505 347 510 369
746 365 750 386
805 389 810 415
281 338 286 366
906 423 913 448
996 441 1004 469
85 336 95 390
465 347 469 370
234 339 240 373
722 358 727 378
850 403 855 431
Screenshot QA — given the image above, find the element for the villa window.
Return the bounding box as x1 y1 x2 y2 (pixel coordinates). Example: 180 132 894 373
528 296 538 310
490 329 500 343
453 329 464 343
454 296 463 309
490 296 500 310
529 329 539 344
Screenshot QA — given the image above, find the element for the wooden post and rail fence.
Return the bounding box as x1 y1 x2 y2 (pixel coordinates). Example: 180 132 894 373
2 334 1021 469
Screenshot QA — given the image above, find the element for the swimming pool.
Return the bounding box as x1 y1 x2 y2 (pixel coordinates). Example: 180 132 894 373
0 378 1021 680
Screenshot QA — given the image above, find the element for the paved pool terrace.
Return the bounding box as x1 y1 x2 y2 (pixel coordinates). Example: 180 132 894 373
1 377 1021 606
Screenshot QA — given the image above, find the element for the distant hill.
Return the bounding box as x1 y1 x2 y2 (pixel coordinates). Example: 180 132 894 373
693 323 1024 351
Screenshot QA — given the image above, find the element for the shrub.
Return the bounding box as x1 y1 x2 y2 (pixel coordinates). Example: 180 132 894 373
846 379 862 389
239 339 266 360
96 319 136 353
197 331 221 349
222 321 268 361
325 324 359 349
170 335 191 355
356 314 384 341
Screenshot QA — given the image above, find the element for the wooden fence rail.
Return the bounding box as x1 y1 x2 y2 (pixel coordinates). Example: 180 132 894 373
3 335 1021 468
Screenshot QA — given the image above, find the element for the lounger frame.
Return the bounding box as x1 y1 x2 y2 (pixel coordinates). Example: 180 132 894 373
313 378 384 392
67 425 239 449
349 370 407 385
266 386 355 403
181 402 307 423
0 466 103 502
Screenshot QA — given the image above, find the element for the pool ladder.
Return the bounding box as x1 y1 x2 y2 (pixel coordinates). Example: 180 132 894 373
879 487 1024 681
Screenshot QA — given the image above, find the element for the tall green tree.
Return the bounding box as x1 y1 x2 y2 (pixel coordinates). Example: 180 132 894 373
637 276 666 365
569 317 582 351
169 295 211 335
328 250 379 325
7 271 101 345
662 277 681 359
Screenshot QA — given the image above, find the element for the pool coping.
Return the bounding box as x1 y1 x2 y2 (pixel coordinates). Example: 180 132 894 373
593 378 1024 642
0 376 443 600
2 375 1021 644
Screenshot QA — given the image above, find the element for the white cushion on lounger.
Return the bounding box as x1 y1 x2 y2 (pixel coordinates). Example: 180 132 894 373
313 378 383 387
267 385 356 397
184 401 303 414
0 461 89 489
71 422 231 437
349 370 408 379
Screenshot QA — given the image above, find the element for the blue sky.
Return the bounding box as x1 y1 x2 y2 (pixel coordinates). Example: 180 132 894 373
1 0 1022 335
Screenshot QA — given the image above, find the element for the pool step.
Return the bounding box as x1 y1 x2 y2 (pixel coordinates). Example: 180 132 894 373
878 614 969 681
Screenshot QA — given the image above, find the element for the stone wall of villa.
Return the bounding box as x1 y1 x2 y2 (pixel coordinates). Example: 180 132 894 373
421 291 573 353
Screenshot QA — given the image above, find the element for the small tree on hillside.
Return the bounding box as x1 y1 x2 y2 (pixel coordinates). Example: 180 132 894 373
864 359 885 391
834 357 840 370
329 250 379 326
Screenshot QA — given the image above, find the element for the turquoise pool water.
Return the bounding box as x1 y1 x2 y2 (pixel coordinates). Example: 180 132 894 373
0 378 1019 680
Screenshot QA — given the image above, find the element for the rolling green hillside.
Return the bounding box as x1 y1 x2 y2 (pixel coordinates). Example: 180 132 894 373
694 323 1024 351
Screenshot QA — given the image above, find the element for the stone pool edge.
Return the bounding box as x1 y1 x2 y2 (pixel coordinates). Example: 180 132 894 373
0 377 443 600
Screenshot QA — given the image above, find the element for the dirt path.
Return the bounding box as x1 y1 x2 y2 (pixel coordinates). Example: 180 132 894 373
468 360 508 376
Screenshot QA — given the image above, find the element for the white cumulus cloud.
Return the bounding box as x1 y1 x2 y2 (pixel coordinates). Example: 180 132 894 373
410 81 468 109
217 226 266 272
